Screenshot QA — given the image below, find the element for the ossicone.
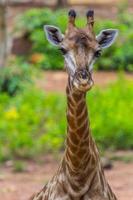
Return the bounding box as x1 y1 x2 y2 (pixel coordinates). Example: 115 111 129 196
67 9 77 30
86 9 94 29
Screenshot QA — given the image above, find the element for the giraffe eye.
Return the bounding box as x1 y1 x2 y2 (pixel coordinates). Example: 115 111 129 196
94 50 102 58
59 47 68 55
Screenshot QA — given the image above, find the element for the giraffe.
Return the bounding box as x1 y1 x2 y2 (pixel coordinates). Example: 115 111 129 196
30 9 118 200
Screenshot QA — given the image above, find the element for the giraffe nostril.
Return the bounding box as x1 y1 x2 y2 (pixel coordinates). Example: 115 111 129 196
75 69 90 85
81 72 87 79
80 69 88 80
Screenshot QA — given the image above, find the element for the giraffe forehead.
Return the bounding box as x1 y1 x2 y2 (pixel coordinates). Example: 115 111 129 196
63 30 98 50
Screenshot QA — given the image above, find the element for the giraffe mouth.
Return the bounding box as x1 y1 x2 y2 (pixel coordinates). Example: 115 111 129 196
73 69 94 92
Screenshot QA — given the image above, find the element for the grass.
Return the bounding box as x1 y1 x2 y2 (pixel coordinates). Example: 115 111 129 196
13 161 27 172
110 154 133 163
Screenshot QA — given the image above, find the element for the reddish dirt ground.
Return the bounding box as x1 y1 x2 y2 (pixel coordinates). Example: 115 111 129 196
0 158 133 200
37 71 133 92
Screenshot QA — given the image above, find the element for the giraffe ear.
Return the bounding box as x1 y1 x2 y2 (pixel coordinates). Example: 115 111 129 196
96 29 118 49
44 25 64 46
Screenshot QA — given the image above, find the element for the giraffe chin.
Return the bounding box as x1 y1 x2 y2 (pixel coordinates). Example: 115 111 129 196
73 79 93 92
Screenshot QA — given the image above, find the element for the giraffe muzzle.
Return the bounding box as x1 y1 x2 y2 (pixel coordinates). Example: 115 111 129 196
73 69 94 92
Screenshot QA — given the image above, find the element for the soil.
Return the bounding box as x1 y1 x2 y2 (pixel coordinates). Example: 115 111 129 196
0 157 133 200
37 71 133 92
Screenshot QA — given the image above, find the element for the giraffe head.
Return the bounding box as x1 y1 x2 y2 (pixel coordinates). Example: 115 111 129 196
44 9 118 92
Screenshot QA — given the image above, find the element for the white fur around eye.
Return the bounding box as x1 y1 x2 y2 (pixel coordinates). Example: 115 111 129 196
88 52 95 71
89 59 95 71
64 52 76 75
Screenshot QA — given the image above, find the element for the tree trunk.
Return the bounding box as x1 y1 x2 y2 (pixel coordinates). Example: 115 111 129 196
56 0 68 8
0 1 7 68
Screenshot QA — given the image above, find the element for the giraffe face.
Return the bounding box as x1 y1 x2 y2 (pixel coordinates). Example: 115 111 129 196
44 10 118 92
60 29 99 91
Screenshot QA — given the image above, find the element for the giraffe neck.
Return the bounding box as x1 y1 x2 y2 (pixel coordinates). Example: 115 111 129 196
64 77 98 180
61 78 117 199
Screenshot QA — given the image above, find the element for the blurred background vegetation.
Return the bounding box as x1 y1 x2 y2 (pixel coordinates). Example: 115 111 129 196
0 0 133 162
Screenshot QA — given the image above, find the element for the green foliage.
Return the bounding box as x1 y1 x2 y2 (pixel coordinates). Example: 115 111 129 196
88 77 133 150
16 8 133 71
0 77 132 161
0 57 33 96
95 11 133 71
0 87 66 160
16 9 67 70
111 154 133 163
